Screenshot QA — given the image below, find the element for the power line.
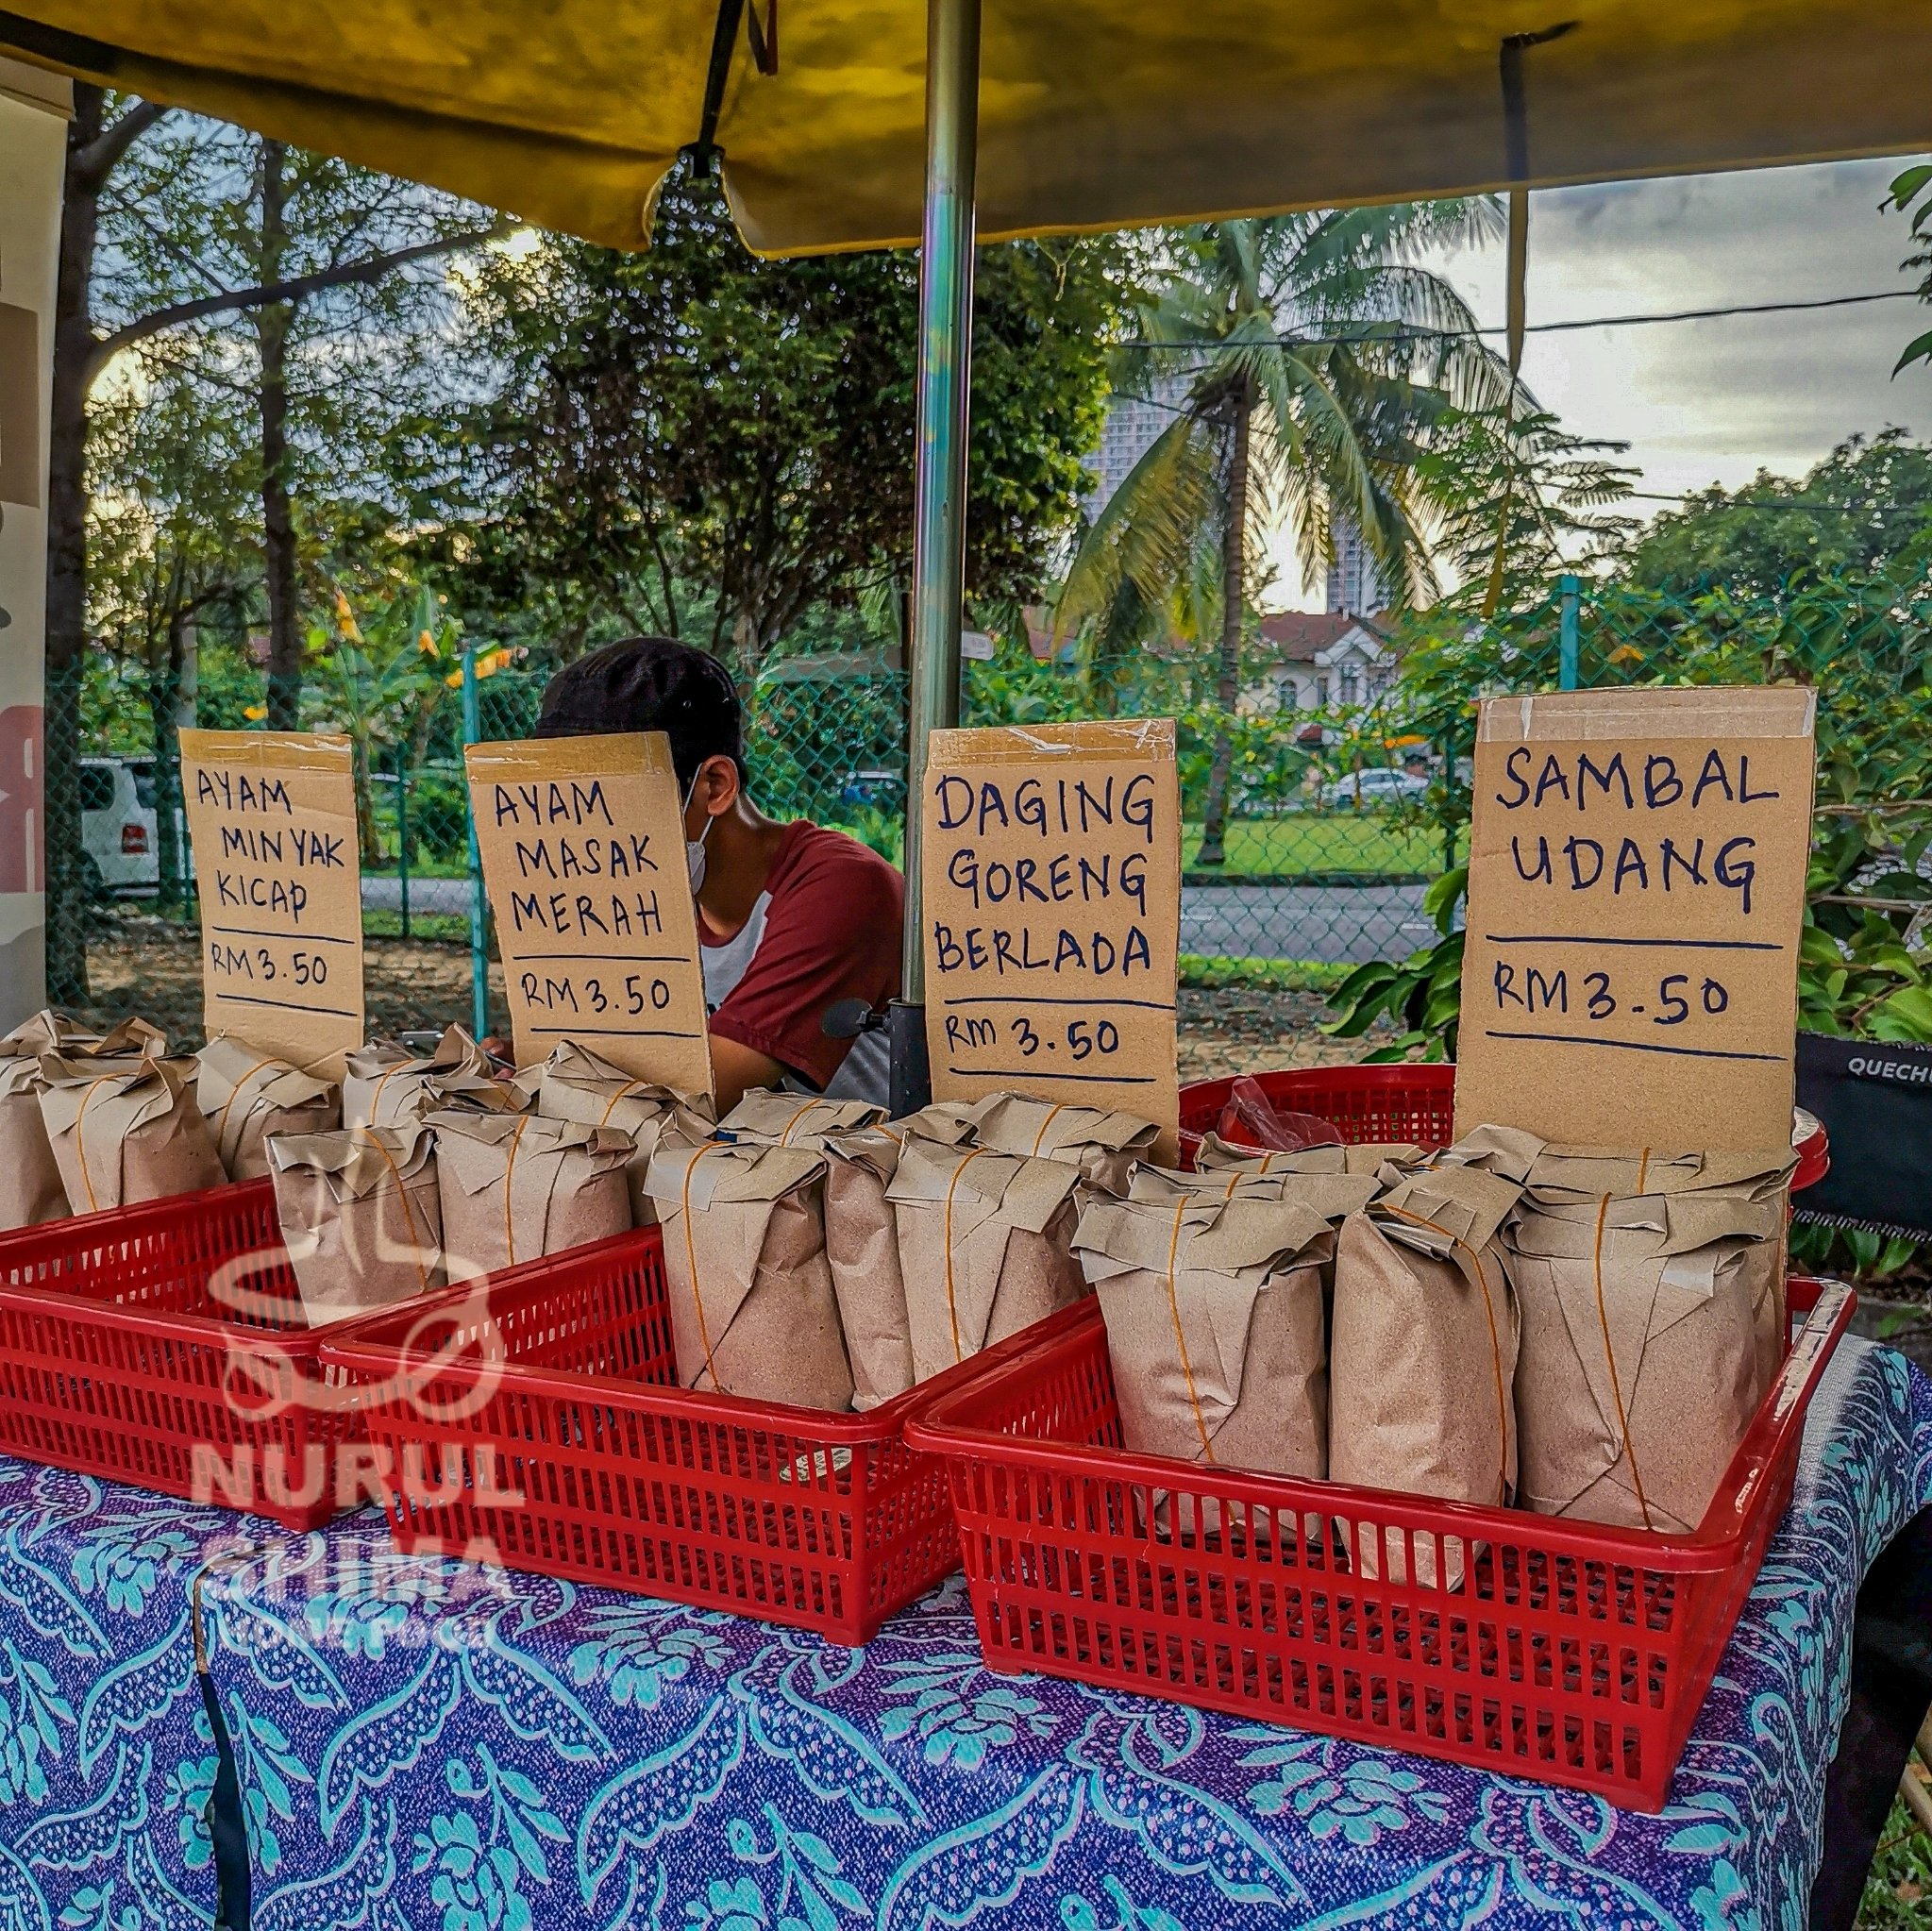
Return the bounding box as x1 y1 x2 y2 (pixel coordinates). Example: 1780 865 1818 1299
1624 489 1924 513
1117 287 1922 352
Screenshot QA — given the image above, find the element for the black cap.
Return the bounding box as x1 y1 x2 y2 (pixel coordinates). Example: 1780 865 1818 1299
533 637 744 791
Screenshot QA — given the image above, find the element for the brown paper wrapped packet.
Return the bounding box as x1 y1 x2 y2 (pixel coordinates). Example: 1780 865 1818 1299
820 1123 913 1411
0 1015 173 1225
343 1026 491 1129
1196 1135 1424 1176
1330 1129 1538 1586
0 1055 69 1227
818 1101 992 1410
2 1011 166 1059
643 1133 853 1410
37 1053 227 1213
430 1110 633 1281
968 1094 1159 1196
420 1071 536 1117
195 1037 341 1181
1504 1144 1795 1535
1076 1167 1336 1487
268 1125 445 1325
716 1090 885 1145
815 1100 987 1410
532 1040 713 1226
887 1134 1087 1382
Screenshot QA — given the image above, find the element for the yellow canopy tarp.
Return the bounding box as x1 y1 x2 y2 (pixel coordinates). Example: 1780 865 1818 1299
4 0 1931 254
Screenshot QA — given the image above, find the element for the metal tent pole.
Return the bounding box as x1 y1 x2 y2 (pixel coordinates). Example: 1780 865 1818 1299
888 0 981 1117
462 643 490 1043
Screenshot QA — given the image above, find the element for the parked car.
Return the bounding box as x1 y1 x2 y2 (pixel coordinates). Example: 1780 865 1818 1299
79 756 159 896
1320 765 1431 809
838 768 906 809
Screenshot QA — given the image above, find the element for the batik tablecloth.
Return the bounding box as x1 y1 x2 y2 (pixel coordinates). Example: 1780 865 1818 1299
5 1335 1931 1931
0 1459 234 1931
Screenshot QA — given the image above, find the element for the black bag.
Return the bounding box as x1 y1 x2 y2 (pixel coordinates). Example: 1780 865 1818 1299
1794 1032 1932 1240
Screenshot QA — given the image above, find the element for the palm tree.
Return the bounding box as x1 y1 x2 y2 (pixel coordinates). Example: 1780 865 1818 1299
1059 209 1515 865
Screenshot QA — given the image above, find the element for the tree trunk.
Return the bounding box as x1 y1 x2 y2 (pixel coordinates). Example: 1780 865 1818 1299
42 87 107 1002
257 142 301 730
1196 386 1252 869
149 602 191 915
350 733 381 870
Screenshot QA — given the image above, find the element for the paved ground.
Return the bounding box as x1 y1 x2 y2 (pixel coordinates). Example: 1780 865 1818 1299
363 875 1441 966
1177 881 1436 964
361 875 471 915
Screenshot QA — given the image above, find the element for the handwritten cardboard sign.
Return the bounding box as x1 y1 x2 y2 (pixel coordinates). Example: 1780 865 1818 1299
1454 686 1817 1150
465 732 712 1097
179 730 364 1079
921 718 1181 1159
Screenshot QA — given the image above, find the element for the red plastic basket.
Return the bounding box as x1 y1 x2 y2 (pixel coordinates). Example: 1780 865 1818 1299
905 1276 1853 1810
0 1180 675 1533
1179 1066 1830 1191
0 1178 363 1530
1178 1066 1457 1164
321 1235 1083 1644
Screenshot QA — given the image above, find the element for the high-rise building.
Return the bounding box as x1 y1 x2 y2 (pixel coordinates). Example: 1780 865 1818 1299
1084 376 1191 520
1325 513 1388 617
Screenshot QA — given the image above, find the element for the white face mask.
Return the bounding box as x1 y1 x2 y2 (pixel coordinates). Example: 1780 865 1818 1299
683 769 714 896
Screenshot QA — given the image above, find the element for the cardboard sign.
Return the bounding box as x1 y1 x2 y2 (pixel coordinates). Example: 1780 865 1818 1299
1455 686 1816 1150
179 730 364 1079
921 718 1181 1159
465 732 712 1097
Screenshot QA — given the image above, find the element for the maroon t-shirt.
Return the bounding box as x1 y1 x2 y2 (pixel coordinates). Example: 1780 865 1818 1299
700 822 903 1089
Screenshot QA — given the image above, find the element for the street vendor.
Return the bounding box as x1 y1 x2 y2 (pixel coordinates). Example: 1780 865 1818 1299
531 636 902 1110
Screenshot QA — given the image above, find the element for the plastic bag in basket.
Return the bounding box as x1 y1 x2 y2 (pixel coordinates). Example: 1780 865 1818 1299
1216 1075 1343 1153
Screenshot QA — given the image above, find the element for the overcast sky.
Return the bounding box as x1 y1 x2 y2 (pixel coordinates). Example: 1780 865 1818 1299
1269 155 1932 606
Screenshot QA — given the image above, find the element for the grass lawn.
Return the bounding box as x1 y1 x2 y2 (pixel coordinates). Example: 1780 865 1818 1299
1184 814 1464 878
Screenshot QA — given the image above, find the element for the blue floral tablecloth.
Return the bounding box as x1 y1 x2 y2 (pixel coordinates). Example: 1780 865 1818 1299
5 1335 1931 1931
0 1458 235 1931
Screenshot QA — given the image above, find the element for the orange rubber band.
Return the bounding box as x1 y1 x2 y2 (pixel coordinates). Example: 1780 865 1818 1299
214 1056 282 1163
680 1150 723 1389
941 1149 990 1365
595 1078 651 1130
1591 1191 1653 1530
70 1073 118 1213
363 1063 405 1124
500 1115 531 1268
1162 1194 1216 1463
1029 1102 1069 1157
353 1127 430 1293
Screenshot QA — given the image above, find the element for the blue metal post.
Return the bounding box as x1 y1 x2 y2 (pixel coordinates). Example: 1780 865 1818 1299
899 0 981 1007
462 645 489 1041
1558 572 1581 690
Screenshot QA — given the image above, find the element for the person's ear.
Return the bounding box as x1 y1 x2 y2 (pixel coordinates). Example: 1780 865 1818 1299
697 754 739 816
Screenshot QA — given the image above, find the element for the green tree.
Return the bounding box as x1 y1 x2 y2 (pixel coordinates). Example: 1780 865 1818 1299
306 584 464 868
437 170 1124 682
1055 209 1515 866
1887 158 1932 375
1418 406 1636 595
44 88 498 997
87 362 256 908
1621 429 1932 597
98 115 503 727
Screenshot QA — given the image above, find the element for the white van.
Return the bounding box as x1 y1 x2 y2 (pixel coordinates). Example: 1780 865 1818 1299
79 756 160 896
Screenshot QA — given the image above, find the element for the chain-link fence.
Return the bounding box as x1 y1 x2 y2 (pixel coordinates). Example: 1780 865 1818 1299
42 565 1932 1058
